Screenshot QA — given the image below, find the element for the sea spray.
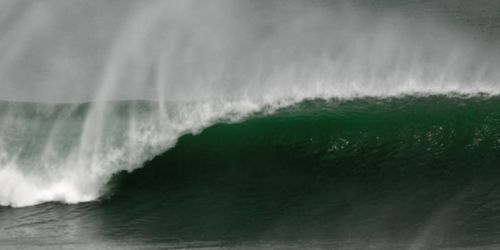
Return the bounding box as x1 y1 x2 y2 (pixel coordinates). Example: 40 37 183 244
0 0 499 207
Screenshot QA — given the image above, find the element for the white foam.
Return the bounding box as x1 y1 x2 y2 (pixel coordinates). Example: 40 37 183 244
0 99 266 207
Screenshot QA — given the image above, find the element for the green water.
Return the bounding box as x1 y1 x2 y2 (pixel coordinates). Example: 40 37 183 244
2 96 500 249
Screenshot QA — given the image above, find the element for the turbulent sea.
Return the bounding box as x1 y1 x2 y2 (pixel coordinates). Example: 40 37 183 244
2 96 500 249
1 0 500 249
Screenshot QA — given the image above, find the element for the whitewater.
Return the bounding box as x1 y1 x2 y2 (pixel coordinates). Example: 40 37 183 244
1 0 500 208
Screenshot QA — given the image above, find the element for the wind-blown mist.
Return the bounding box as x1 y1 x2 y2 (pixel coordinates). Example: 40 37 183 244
0 0 499 207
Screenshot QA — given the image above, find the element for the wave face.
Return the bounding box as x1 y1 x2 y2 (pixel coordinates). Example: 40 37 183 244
2 93 500 207
111 96 500 248
1 0 500 208
2 96 500 249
